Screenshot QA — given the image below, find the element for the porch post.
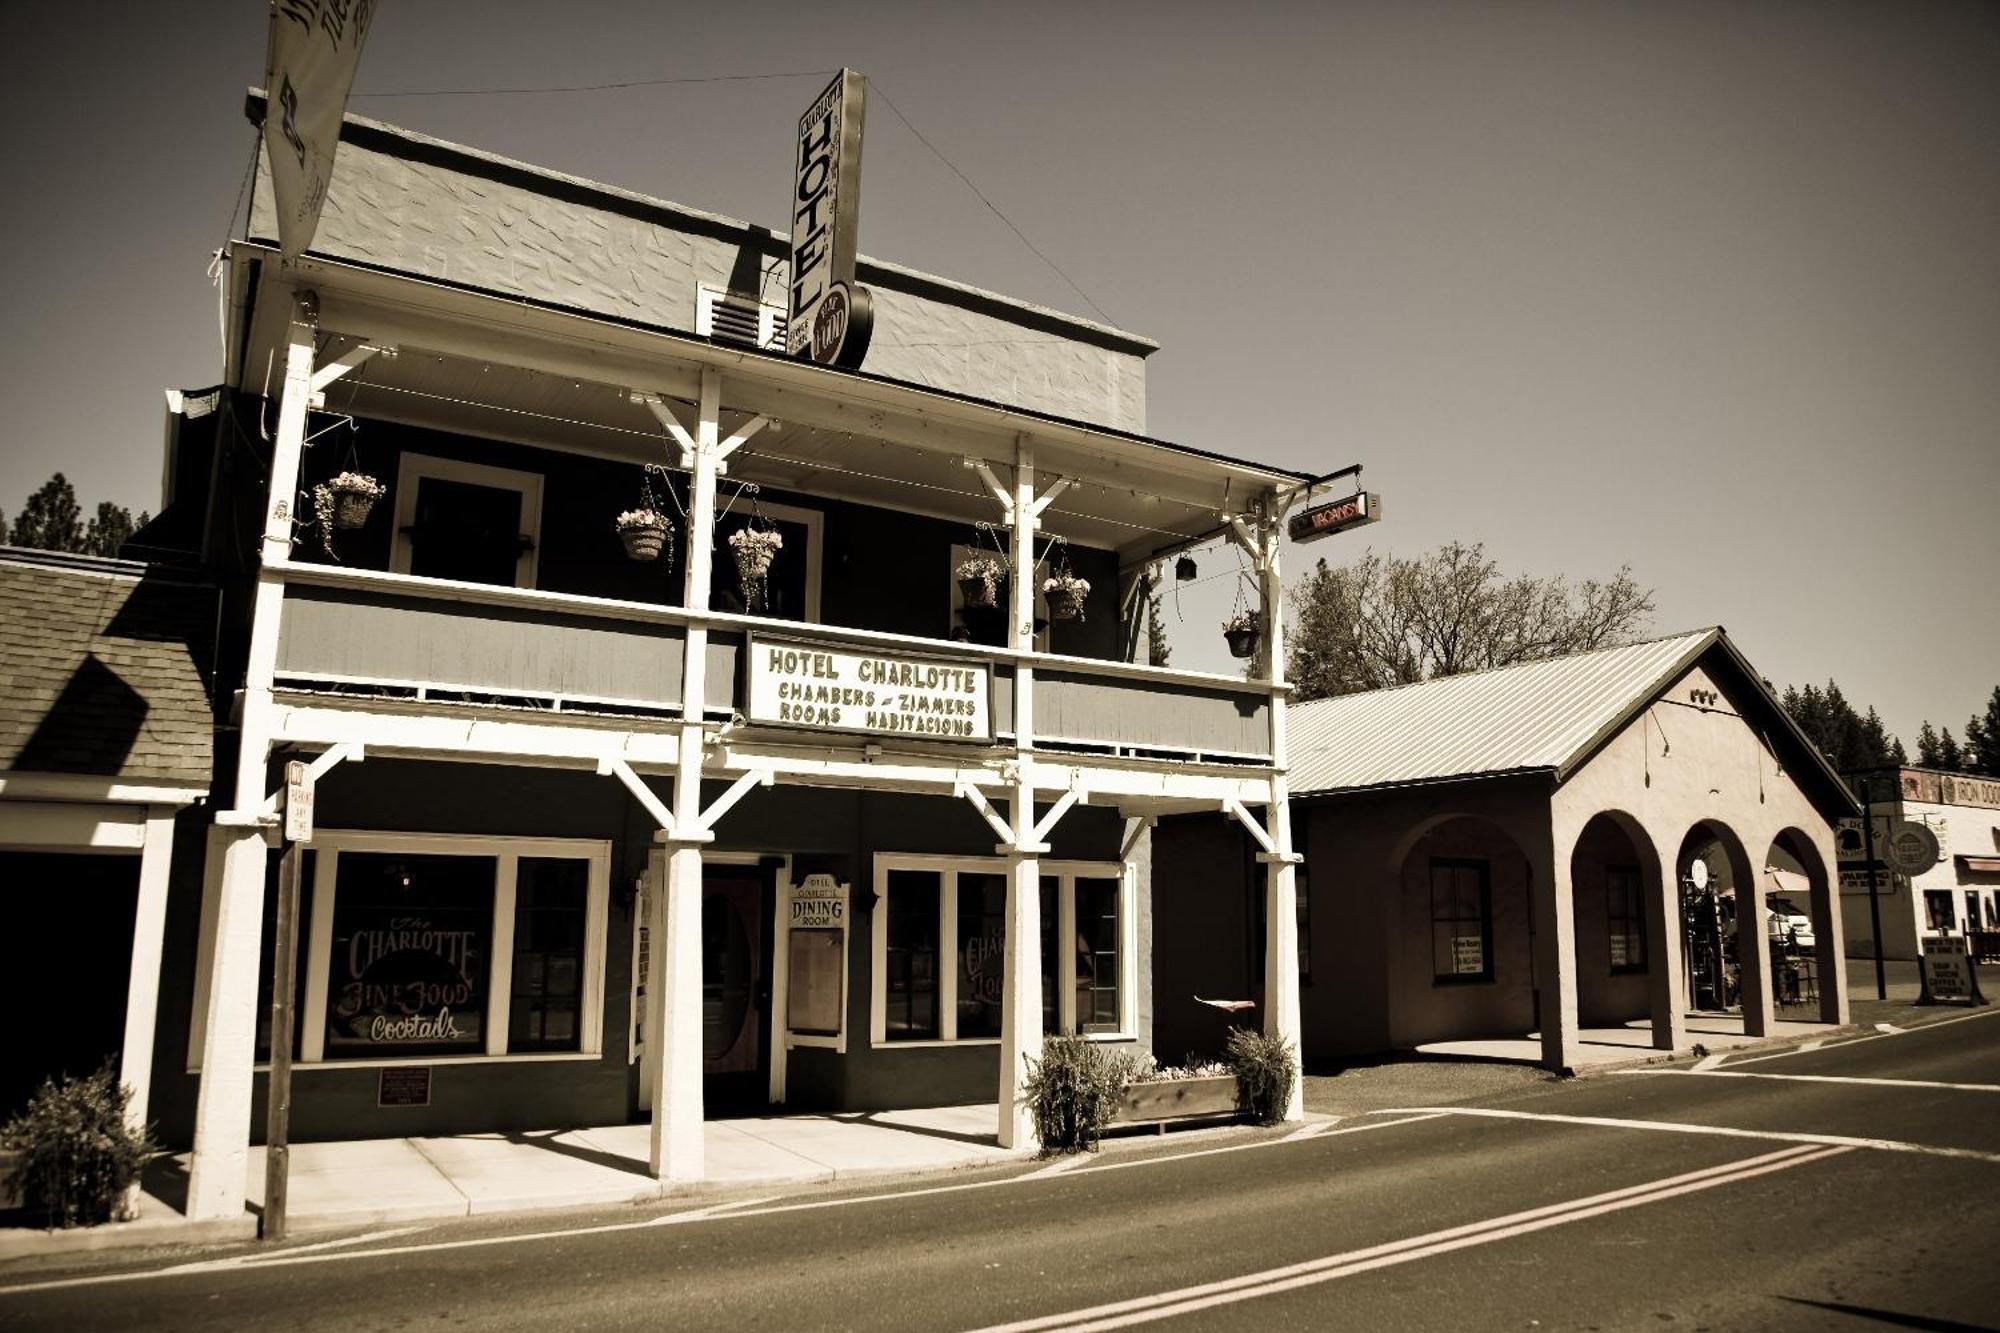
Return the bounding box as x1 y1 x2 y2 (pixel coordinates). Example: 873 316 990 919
997 436 1044 1152
188 299 317 1222
1255 503 1304 1121
649 366 723 1182
120 808 177 1135
1527 820 1581 1073
1736 859 1775 1038
1645 835 1688 1052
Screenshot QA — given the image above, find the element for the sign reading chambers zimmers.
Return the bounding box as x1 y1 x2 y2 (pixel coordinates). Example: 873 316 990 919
748 639 991 741
788 69 874 369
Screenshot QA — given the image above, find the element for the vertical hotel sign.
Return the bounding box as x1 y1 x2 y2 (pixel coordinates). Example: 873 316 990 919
264 0 376 260
788 69 874 369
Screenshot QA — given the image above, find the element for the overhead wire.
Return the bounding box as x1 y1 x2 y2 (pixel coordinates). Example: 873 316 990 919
348 70 838 100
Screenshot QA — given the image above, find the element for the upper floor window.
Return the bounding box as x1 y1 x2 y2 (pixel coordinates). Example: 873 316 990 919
713 500 823 622
391 454 542 589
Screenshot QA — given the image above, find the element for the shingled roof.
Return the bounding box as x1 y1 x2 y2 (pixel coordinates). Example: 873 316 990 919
0 549 216 787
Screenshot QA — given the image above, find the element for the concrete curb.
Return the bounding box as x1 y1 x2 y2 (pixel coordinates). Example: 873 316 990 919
0 1212 258 1262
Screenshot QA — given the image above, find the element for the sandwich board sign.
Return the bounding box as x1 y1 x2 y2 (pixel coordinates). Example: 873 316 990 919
1919 934 1986 1007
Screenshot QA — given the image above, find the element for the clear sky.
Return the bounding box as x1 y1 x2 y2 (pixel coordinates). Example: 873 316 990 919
1 2 1994 746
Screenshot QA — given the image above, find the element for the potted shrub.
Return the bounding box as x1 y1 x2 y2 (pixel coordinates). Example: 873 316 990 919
1044 570 1090 622
1222 609 1261 660
1022 1034 1136 1156
615 508 672 562
320 471 386 530
1225 1027 1298 1126
957 555 1006 610
1 1063 154 1229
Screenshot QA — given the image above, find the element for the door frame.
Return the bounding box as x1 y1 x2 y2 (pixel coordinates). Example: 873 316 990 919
634 850 791 1112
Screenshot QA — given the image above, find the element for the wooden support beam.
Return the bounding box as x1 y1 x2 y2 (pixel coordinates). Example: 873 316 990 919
1224 797 1277 855
964 458 1015 519
633 391 698 462
698 766 774 831
954 780 1016 848
1030 786 1087 846
256 741 364 821
717 415 770 462
309 343 390 398
598 757 683 840
1025 475 1074 520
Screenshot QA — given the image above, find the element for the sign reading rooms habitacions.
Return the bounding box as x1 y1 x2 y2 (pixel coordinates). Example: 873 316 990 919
748 640 991 741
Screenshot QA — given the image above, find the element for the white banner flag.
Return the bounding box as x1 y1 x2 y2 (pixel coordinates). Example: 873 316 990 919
263 0 376 259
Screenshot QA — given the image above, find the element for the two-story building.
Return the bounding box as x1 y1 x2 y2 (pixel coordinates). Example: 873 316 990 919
149 98 1329 1222
1840 767 2000 961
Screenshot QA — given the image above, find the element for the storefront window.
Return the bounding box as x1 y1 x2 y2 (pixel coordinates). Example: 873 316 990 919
1430 857 1492 983
509 858 587 1053
884 869 941 1040
1606 865 1647 974
956 873 1007 1040
325 852 494 1060
1924 890 1955 931
1074 877 1120 1034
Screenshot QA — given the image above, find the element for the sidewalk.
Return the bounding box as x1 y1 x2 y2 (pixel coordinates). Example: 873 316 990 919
2 1104 1024 1259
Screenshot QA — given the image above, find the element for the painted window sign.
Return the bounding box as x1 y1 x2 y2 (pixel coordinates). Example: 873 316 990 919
747 638 992 741
1430 858 1493 983
325 852 493 1059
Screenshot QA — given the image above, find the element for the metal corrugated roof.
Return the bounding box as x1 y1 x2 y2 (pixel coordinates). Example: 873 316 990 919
1286 630 1718 795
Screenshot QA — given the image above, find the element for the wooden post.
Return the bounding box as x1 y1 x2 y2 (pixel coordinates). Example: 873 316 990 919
997 435 1044 1152
261 842 302 1240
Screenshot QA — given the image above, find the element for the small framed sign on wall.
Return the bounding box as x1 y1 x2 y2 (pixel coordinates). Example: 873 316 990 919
378 1066 433 1108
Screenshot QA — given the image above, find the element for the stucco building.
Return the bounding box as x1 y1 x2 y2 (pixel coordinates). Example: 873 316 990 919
1155 629 1856 1073
1840 767 2000 961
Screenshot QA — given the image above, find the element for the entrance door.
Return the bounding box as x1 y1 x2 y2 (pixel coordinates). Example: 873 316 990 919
0 852 138 1116
634 859 774 1114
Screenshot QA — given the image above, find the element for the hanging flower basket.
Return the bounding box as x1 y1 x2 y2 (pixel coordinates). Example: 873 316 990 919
957 556 1006 609
1222 610 1261 660
1044 572 1090 622
322 472 385 530
615 508 672 562
729 525 784 584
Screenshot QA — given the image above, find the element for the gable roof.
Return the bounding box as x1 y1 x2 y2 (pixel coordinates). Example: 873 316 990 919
0 549 216 788
1285 628 1856 819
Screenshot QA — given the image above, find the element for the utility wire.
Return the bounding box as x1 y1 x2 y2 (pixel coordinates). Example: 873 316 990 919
349 69 837 99
870 82 1114 327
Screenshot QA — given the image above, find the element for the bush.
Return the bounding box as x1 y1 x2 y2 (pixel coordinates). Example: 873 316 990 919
1225 1027 1298 1126
1023 1035 1136 1156
1 1063 154 1228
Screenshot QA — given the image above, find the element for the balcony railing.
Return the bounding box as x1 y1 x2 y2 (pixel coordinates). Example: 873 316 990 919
274 564 1272 763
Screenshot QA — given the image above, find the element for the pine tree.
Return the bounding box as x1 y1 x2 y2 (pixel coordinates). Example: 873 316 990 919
1939 727 1964 772
1966 686 2000 777
1917 722 1944 767
0 507 9 545
10 473 84 552
1781 679 1904 769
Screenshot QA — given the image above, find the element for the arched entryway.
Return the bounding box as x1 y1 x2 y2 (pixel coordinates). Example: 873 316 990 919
1569 811 1663 1032
1675 821 1771 1034
1766 826 1842 1026
1387 815 1537 1050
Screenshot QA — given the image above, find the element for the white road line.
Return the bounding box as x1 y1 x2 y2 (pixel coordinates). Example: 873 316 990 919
1614 1069 2000 1093
967 1145 1848 1333
1725 1004 2000 1065
1367 1105 2000 1163
0 1116 1448 1297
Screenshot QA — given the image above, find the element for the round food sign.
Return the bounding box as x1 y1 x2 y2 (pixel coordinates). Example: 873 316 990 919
1884 821 1941 875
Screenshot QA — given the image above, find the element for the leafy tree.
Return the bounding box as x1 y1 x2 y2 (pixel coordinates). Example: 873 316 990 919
9 474 83 552
1965 686 2000 777
1780 680 1905 770
1287 541 1655 700
82 501 142 558
1144 581 1171 668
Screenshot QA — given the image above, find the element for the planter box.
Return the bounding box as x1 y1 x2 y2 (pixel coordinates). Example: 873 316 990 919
1113 1075 1241 1133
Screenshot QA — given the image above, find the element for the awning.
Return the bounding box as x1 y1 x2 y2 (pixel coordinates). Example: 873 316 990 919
1763 866 1809 898
1958 856 2000 875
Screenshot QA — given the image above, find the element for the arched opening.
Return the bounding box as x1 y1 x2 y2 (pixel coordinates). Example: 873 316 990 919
1767 826 1840 1025
1389 814 1538 1049
1569 811 1662 1030
1675 821 1759 1017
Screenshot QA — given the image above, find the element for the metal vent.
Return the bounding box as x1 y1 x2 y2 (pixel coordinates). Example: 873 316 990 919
696 284 786 350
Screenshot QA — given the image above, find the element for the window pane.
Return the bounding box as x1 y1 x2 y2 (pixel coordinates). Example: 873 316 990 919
1429 859 1491 981
956 873 1007 1040
408 476 524 586
509 858 588 1053
885 870 940 1040
1075 877 1120 1033
325 852 494 1059
1041 876 1060 1035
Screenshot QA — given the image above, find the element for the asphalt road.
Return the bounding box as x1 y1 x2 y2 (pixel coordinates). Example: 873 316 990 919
6 1009 1999 1332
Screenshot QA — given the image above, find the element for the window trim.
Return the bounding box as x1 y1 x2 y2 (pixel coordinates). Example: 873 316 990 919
869 854 1134 1047
298 830 610 1067
1429 855 1494 986
389 453 545 590
1604 862 1648 976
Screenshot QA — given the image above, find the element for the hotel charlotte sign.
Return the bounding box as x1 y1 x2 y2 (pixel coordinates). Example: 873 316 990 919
748 639 992 741
788 69 874 370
